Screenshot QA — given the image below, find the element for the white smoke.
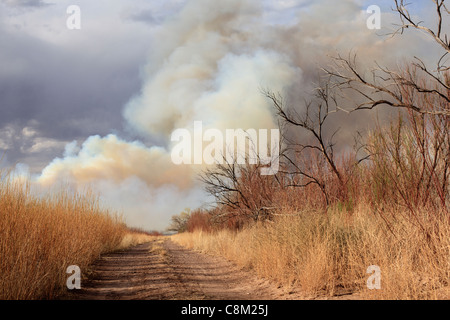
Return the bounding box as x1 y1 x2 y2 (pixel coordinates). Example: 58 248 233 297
123 0 299 139
33 0 301 231
28 0 439 230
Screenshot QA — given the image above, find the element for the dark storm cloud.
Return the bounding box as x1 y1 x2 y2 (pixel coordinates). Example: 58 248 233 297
0 2 155 172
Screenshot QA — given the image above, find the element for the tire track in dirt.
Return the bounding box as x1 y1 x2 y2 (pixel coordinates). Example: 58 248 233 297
64 237 302 300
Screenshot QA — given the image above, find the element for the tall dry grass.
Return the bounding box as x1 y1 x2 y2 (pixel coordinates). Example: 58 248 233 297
173 108 449 300
172 204 449 299
0 171 151 300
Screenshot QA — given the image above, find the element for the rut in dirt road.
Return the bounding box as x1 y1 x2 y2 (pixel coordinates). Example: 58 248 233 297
65 238 299 300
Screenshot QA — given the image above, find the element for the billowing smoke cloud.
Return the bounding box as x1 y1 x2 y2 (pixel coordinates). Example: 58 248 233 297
27 0 440 230
123 0 299 139
39 135 194 190
36 134 204 231
33 0 301 231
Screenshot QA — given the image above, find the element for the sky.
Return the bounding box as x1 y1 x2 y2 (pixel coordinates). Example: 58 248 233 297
0 0 444 231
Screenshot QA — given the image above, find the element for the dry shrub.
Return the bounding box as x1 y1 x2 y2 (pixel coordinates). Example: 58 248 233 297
177 106 449 299
172 204 449 299
0 172 151 300
186 209 213 232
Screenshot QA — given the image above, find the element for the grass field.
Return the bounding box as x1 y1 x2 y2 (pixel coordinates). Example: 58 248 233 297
0 170 152 300
172 205 449 299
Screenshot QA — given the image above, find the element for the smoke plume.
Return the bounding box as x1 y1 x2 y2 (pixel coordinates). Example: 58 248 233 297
30 0 438 230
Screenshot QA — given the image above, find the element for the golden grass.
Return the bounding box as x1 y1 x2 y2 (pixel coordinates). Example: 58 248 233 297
0 172 152 300
148 237 168 256
172 204 449 299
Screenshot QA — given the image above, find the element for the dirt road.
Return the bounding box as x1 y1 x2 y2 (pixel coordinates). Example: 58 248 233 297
65 237 303 300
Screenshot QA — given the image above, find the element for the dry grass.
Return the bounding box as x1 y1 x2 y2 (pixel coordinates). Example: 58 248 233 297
172 204 449 300
0 171 152 300
148 237 168 256
173 109 449 300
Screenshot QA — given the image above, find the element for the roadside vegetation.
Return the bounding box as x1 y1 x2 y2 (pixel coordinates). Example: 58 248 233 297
0 170 153 300
171 0 450 300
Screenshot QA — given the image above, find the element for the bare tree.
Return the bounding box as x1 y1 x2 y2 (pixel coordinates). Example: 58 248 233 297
200 149 279 226
320 0 450 222
392 0 449 54
263 82 351 206
324 0 449 117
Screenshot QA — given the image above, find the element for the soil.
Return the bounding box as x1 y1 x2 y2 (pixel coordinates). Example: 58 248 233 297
63 237 308 300
62 237 449 300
